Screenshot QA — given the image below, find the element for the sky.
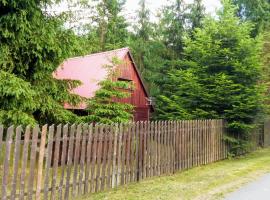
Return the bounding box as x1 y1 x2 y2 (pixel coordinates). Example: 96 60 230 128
49 0 221 30
124 0 221 17
51 0 221 18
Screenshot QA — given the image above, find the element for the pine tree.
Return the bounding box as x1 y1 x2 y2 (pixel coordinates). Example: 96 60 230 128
0 0 83 125
157 0 265 153
83 57 133 124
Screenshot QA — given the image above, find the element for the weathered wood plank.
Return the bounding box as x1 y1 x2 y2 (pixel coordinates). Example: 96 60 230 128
10 126 22 200
51 125 61 200
126 123 131 183
135 121 140 181
129 123 135 182
44 125 55 200
78 124 87 195
143 121 147 179
106 125 114 189
157 121 161 175
116 124 123 186
90 125 98 192
19 126 31 200
95 125 103 192
72 124 82 196
0 125 3 153
100 125 108 191
150 121 154 176
27 125 39 200
84 124 93 193
120 124 127 185
58 124 68 200
111 124 118 188
64 124 76 200
146 121 153 177
35 125 47 200
2 126 14 200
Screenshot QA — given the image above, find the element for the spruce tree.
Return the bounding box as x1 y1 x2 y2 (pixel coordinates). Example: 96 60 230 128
188 0 205 32
232 0 270 35
159 0 186 54
89 0 129 51
83 57 133 124
129 0 171 97
157 0 265 153
0 0 83 125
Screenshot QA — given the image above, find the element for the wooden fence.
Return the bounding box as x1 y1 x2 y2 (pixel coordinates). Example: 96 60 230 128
0 119 228 200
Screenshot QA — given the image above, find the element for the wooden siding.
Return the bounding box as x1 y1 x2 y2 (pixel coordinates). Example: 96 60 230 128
116 54 151 121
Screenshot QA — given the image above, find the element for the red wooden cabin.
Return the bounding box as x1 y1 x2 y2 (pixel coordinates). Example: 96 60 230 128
54 47 153 121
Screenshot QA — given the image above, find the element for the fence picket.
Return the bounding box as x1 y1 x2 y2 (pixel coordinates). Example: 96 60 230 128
44 125 55 200
90 125 98 192
72 124 82 196
120 124 127 185
36 125 47 200
112 124 118 188
78 124 87 195
126 123 131 183
84 124 93 193
116 124 123 186
27 126 39 200
51 125 61 200
19 126 31 200
101 125 108 191
0 125 3 153
95 125 103 192
10 126 22 200
64 124 76 200
2 126 14 200
106 125 114 189
58 124 68 200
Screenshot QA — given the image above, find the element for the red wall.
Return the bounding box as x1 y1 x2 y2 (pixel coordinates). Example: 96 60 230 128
116 54 151 121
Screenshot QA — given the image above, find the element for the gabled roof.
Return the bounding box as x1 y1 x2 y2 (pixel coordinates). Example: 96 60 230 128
54 47 150 109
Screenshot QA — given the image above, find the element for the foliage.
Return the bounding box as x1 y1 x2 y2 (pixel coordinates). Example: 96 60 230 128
83 58 134 124
187 0 205 33
156 0 265 153
232 0 270 35
0 0 84 125
86 0 129 52
158 0 186 54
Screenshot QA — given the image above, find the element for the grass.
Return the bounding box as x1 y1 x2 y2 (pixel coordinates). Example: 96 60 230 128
78 148 270 200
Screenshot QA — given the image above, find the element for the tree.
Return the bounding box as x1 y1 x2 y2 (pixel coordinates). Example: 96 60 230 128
187 0 205 33
157 0 265 153
88 0 129 51
232 0 270 35
128 0 170 98
83 57 134 124
0 0 83 125
158 0 186 54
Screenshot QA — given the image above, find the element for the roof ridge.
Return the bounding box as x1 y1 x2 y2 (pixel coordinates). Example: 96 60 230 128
65 47 130 62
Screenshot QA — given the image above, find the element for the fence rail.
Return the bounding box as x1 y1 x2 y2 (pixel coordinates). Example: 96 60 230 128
0 119 234 199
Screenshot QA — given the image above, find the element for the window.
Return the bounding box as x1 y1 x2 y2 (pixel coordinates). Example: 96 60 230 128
117 78 134 90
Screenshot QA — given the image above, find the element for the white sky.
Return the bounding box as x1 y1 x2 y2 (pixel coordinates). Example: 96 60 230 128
49 0 221 30
124 0 221 16
51 0 221 17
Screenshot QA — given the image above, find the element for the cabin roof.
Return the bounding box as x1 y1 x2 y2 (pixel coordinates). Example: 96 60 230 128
54 47 151 109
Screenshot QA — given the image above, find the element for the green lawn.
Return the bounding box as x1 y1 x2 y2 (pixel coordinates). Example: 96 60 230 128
78 148 270 200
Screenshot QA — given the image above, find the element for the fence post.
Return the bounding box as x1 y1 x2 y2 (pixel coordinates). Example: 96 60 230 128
264 120 270 147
